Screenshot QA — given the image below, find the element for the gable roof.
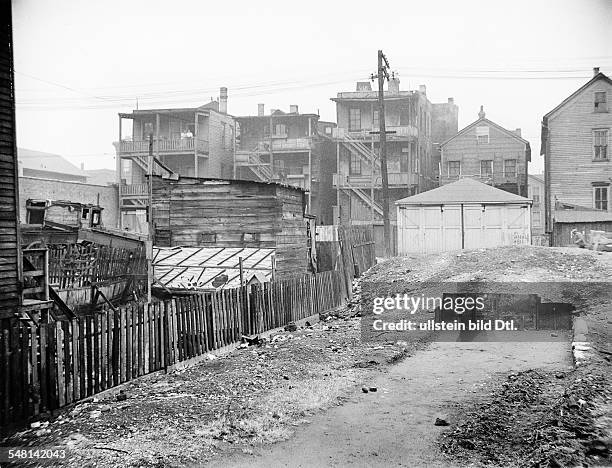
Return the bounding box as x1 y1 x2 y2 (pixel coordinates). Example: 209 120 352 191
543 72 612 120
18 148 86 178
396 178 531 205
440 117 529 147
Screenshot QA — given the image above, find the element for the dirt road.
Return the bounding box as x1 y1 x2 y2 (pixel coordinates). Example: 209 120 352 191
206 332 573 468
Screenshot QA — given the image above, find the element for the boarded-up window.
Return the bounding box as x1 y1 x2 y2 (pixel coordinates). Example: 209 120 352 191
200 232 217 243
593 129 608 160
594 186 609 211
594 92 607 112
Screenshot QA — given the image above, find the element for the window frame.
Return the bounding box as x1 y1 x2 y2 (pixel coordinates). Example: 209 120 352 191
593 186 609 211
503 159 517 177
349 151 362 175
476 126 489 145
593 128 609 161
372 110 379 131
448 161 461 177
594 91 608 113
348 108 361 131
480 160 493 177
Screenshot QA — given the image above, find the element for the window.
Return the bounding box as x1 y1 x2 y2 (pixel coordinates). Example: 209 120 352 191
273 123 287 137
594 186 609 211
200 232 217 243
595 92 607 113
476 126 489 144
448 161 461 177
480 160 493 177
349 108 361 131
504 159 517 177
91 210 101 226
532 194 540 204
81 208 90 220
26 201 45 224
242 232 261 243
414 157 420 174
400 147 410 172
372 110 379 130
594 129 608 160
349 151 361 175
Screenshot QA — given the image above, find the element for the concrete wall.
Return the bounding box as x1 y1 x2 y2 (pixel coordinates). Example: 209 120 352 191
19 176 119 228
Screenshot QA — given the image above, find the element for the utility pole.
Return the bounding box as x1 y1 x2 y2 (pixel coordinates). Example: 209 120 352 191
147 132 153 303
372 50 392 257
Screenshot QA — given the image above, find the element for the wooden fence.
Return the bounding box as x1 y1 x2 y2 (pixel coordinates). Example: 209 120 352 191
0 270 345 426
47 244 146 289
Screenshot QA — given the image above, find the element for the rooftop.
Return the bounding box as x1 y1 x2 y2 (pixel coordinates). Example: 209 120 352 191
396 178 531 205
18 148 86 178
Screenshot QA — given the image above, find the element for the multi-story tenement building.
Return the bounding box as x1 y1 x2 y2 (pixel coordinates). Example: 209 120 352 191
528 174 545 236
113 88 235 231
440 106 530 197
233 105 335 221
541 68 612 231
330 79 453 252
431 98 460 180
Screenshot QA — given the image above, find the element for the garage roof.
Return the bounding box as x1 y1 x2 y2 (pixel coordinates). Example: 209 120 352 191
396 178 531 205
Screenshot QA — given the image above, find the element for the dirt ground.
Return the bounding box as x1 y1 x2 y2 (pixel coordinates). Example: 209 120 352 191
3 245 611 467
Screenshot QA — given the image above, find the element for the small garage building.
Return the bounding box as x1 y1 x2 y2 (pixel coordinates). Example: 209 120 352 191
396 178 532 254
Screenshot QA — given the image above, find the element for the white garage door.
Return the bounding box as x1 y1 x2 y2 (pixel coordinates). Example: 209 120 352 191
397 204 531 254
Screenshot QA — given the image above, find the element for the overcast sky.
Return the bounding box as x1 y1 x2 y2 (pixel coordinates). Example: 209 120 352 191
12 0 612 174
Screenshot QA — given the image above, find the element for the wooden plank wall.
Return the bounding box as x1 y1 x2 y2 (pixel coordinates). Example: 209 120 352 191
0 269 345 426
0 2 21 319
552 221 612 247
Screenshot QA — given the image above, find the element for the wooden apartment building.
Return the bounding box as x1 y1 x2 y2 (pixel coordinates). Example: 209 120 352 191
541 68 612 231
440 106 530 197
330 78 458 253
233 105 336 221
114 88 235 232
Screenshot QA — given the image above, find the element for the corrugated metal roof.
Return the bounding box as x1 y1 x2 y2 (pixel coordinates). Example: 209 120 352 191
153 246 275 291
396 178 531 205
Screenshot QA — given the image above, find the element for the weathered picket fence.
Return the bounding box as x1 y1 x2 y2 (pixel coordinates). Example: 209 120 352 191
0 270 346 426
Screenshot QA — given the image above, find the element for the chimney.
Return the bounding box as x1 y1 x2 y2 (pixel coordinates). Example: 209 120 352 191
388 77 400 94
356 81 372 92
258 103 265 117
219 87 228 113
593 67 600 76
478 105 485 119
514 128 522 137
448 97 454 104
289 104 299 114
80 162 84 171
418 84 426 95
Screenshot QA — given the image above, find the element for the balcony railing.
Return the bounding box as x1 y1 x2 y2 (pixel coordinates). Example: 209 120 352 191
333 172 416 188
119 183 149 197
115 138 209 155
332 126 418 140
270 138 312 151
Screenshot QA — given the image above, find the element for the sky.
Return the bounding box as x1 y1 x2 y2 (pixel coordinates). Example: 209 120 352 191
11 0 612 174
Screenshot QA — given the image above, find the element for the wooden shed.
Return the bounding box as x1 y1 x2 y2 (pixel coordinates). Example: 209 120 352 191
552 210 612 247
396 178 532 254
151 176 312 278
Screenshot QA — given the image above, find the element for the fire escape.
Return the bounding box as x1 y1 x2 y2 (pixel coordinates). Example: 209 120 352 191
234 142 274 182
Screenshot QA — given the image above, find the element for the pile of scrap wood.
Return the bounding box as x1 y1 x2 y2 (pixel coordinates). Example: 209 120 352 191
571 229 612 251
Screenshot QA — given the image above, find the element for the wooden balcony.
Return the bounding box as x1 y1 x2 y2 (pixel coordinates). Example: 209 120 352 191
120 183 149 198
333 172 417 188
332 126 418 140
270 138 312 152
115 138 209 155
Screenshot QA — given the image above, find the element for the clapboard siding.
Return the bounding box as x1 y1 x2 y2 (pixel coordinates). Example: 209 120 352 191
151 177 309 276
440 119 529 196
548 79 612 210
0 1 21 318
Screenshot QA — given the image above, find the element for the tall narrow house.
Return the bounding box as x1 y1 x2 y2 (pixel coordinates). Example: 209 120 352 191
114 88 235 232
439 106 530 197
541 68 612 232
233 105 335 220
331 79 455 253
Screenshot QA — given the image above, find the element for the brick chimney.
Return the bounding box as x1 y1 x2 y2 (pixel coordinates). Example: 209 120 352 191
289 104 299 114
593 67 600 76
514 128 522 137
219 87 228 114
418 84 426 95
356 81 372 91
448 97 454 104
258 103 265 116
478 105 485 119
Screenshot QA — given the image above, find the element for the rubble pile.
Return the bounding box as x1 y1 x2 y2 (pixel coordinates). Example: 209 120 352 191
440 369 611 467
